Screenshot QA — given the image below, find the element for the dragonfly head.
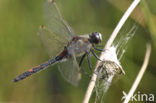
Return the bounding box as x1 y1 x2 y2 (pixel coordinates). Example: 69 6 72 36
89 32 102 44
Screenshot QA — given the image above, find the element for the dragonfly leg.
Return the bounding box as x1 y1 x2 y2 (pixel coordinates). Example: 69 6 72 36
79 53 87 66
87 52 93 72
93 47 105 52
79 53 91 77
90 49 102 61
87 52 99 75
93 45 105 52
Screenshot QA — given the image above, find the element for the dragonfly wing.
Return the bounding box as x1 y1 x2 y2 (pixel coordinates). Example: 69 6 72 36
43 1 75 41
38 26 67 57
58 54 81 86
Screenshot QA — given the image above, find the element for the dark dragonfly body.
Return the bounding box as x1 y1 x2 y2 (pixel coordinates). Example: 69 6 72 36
13 33 102 82
13 56 61 82
13 1 104 85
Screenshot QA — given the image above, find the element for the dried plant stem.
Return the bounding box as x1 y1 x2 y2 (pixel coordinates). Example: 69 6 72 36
83 0 141 103
123 43 151 103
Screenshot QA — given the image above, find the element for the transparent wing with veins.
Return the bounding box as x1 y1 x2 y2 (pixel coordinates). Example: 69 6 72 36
38 26 66 57
58 54 81 86
43 0 75 41
38 0 81 85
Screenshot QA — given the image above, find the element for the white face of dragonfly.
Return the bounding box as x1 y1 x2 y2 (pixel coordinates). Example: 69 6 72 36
96 33 102 42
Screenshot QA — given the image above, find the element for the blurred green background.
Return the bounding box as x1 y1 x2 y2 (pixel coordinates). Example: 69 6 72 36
0 0 156 103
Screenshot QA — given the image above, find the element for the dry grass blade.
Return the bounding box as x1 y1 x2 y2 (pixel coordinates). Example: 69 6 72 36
123 43 151 103
83 0 141 103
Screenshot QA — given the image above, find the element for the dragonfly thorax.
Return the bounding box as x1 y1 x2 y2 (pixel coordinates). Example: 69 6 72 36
67 37 92 57
89 32 102 44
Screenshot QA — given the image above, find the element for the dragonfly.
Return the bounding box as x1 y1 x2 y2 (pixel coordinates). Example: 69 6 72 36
13 0 103 86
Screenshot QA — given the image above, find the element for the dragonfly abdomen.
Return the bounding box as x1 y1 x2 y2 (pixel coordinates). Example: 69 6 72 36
13 56 62 82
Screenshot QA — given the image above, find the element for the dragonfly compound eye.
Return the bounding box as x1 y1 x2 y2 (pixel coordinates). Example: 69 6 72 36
89 32 102 44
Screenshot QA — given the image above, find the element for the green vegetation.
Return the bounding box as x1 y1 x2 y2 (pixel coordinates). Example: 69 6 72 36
0 0 155 103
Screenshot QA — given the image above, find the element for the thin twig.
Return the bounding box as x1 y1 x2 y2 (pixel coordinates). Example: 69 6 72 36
123 43 151 103
83 0 141 103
